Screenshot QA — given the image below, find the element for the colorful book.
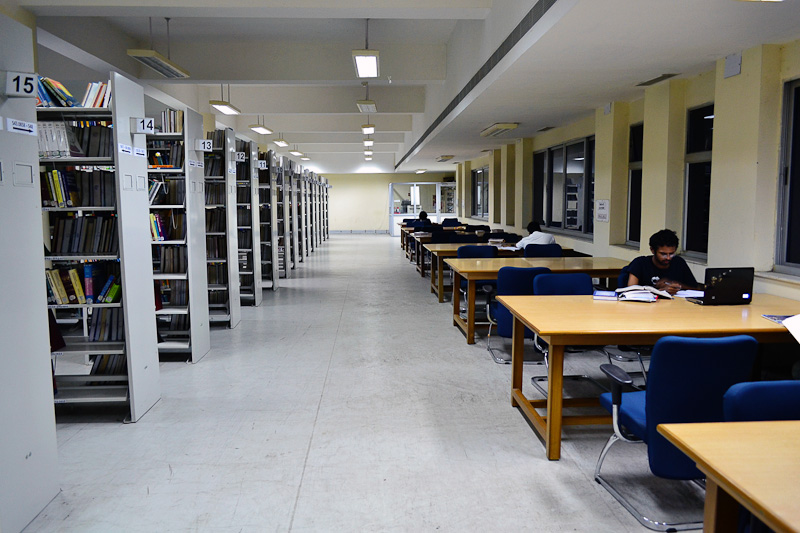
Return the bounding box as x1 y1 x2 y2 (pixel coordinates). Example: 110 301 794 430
96 274 115 302
83 263 95 304
104 281 121 303
68 268 86 304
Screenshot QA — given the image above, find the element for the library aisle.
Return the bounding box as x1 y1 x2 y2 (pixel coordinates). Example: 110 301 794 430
27 235 666 532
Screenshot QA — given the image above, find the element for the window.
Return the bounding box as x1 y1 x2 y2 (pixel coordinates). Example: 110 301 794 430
683 104 714 256
471 166 489 219
627 123 644 244
777 80 800 273
533 136 595 236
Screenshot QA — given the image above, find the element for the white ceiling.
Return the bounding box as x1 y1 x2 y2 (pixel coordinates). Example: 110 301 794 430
21 0 800 175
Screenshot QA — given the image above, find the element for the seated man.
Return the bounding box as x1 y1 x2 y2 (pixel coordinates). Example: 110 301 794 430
627 229 698 295
515 221 556 249
418 210 428 222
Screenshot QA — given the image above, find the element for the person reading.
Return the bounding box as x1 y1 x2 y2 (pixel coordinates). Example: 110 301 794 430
515 221 556 249
627 229 698 295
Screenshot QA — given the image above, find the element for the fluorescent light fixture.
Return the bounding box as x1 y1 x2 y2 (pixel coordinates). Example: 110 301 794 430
365 156 373 161
362 124 375 135
353 50 380 78
301 156 310 161
363 139 374 147
274 138 289 148
128 49 190 79
357 100 377 113
249 124 273 135
364 149 373 156
289 148 304 157
435 155 454 163
415 169 426 174
704 114 715 120
209 100 241 115
480 122 519 138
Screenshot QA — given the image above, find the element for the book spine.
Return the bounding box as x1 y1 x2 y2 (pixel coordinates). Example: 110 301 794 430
68 268 86 304
104 281 121 303
83 263 94 304
96 274 115 302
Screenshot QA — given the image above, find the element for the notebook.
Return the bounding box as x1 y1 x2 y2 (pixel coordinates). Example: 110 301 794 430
686 267 754 306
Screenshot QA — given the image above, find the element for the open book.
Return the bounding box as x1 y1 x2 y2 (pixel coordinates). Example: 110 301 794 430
615 285 673 302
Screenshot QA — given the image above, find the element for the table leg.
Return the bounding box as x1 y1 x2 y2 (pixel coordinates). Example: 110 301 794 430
437 256 445 302
511 317 524 407
704 479 740 533
420 246 426 277
452 271 461 327
545 344 565 461
430 254 437 294
466 280 476 344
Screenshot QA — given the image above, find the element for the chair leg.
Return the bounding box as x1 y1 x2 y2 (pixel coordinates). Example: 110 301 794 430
530 346 608 397
594 434 703 532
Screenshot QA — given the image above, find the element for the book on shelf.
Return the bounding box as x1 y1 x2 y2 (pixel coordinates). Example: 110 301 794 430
104 281 121 303
615 285 673 302
67 268 86 304
84 263 95 303
96 274 116 302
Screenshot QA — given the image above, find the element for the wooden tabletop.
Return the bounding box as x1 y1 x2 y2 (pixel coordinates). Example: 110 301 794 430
446 256 627 278
659 421 800 533
497 293 800 346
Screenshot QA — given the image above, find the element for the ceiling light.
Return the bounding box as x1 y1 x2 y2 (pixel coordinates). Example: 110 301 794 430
480 122 519 138
352 20 380 78
273 134 289 148
365 156 373 161
415 169 426 174
289 146 304 157
363 139 374 147
249 116 272 135
127 18 190 79
301 156 310 161
357 82 377 113
435 155 454 162
364 149 373 156
209 84 240 115
362 123 375 135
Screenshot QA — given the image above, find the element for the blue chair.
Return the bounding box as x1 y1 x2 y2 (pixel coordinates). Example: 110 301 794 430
486 267 551 364
441 218 461 228
724 380 800 421
450 233 480 244
595 335 759 531
524 243 562 257
455 245 498 322
530 273 607 395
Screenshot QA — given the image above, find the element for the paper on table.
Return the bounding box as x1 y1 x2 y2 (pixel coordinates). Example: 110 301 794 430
674 289 704 298
497 246 517 251
781 314 800 344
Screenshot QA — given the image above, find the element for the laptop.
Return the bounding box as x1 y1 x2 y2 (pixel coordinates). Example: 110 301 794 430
686 267 755 305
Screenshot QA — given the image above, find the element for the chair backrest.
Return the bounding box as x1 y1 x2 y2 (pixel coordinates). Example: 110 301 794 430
407 220 428 228
402 218 416 224
617 263 631 288
494 267 551 338
723 380 800 422
524 243 562 257
428 231 451 244
441 218 461 227
645 335 758 479
533 273 593 296
457 245 498 259
449 234 480 244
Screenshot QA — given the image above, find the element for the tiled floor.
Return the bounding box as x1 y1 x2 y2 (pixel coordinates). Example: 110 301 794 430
25 235 698 532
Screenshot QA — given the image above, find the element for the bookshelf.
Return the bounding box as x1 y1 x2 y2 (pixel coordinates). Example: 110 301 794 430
298 170 309 259
38 73 160 422
302 172 313 255
146 104 210 362
322 176 330 241
235 138 262 305
258 150 279 290
0 14 60 532
204 128 241 328
312 174 321 248
275 156 291 278
288 161 300 269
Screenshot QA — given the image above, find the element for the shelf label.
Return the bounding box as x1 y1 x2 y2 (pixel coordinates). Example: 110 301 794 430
134 147 147 158
258 160 268 170
6 118 36 136
188 159 197 168
118 143 133 155
131 117 155 134
3 71 37 98
228 167 236 175
235 152 246 162
197 159 204 169
196 139 213 152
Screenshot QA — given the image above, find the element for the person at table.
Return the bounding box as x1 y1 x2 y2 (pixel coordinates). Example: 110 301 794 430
515 221 556 249
419 211 428 222
627 229 698 295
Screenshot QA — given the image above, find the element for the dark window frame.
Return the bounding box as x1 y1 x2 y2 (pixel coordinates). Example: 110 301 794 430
627 123 644 245
471 165 489 219
777 79 800 275
682 104 714 258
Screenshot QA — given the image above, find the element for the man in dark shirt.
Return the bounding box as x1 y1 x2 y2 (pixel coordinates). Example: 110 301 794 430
627 229 698 295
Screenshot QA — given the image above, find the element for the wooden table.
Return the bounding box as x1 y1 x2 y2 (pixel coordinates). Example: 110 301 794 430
496 293 800 460
425 243 522 302
659 421 800 533
448 256 627 345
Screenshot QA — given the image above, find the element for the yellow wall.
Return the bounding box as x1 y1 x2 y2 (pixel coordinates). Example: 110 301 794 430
326 172 453 232
463 38 800 300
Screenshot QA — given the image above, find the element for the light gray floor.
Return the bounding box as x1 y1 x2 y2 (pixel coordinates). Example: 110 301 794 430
26 234 700 532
